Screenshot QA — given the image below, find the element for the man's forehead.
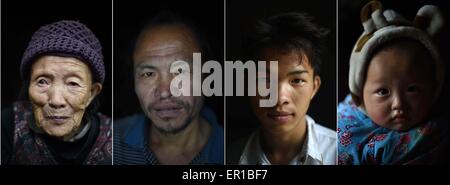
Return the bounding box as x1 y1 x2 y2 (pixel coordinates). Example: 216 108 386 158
134 39 191 65
136 24 198 51
141 42 184 56
134 52 192 69
134 26 199 64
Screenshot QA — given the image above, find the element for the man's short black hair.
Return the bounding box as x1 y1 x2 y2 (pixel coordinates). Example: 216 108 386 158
247 12 329 76
132 10 213 60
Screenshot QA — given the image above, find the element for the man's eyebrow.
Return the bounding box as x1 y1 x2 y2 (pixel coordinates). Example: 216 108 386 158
287 70 309 76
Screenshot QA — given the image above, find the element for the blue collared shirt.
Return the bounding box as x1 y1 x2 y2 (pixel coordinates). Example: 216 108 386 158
113 107 224 165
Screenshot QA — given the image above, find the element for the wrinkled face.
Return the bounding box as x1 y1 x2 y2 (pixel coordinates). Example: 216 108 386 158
133 24 203 134
363 40 435 131
28 56 102 139
250 48 320 134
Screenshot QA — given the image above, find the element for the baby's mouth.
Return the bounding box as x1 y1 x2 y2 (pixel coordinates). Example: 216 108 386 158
392 114 407 124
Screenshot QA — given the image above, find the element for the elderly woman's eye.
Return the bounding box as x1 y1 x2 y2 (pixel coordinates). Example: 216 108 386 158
68 81 80 87
37 79 49 86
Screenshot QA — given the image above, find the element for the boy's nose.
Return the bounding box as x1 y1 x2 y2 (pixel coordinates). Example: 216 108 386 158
276 83 291 106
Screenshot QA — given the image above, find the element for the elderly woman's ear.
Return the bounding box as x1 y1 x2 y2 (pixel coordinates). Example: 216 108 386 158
88 82 103 105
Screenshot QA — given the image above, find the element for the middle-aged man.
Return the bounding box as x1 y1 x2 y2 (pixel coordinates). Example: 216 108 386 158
113 12 224 165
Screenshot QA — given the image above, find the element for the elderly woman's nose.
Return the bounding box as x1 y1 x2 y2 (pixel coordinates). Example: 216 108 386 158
48 86 67 109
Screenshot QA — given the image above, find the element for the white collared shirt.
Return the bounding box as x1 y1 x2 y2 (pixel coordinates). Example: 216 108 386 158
238 115 337 165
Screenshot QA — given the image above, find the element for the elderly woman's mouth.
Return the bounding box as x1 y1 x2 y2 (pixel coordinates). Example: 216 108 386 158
45 116 70 124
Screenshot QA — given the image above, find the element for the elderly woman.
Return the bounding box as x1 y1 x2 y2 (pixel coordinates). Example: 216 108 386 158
1 20 111 165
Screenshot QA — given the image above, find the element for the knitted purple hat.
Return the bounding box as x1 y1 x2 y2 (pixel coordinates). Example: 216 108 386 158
20 20 105 83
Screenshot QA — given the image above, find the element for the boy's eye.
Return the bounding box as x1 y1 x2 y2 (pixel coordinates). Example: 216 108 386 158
376 88 390 96
291 79 305 85
407 85 418 93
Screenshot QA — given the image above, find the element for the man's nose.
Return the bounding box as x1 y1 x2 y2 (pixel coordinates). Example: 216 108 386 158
155 74 172 99
48 86 67 109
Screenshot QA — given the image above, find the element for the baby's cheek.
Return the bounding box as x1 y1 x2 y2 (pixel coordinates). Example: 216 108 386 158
367 105 390 125
371 112 386 125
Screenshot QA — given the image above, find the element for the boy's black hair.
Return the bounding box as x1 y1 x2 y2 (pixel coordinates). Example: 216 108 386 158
247 12 329 76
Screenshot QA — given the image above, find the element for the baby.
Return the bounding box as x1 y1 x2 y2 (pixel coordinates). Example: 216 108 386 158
338 1 448 164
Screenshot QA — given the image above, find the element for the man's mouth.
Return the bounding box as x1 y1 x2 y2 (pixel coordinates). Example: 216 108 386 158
267 111 293 123
153 103 184 119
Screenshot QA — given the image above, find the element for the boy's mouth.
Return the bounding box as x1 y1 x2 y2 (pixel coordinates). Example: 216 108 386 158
267 111 294 123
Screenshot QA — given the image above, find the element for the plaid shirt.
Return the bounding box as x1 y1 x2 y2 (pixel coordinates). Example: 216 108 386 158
113 107 224 165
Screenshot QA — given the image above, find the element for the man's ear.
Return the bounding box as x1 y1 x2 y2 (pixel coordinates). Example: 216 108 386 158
311 75 321 100
87 82 102 105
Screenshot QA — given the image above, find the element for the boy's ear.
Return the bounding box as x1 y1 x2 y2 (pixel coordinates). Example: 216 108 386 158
311 76 321 100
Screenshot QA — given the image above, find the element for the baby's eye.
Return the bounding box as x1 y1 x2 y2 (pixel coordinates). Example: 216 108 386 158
376 88 390 96
407 85 419 93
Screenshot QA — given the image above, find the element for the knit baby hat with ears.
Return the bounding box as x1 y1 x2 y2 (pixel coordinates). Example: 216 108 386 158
348 0 445 110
